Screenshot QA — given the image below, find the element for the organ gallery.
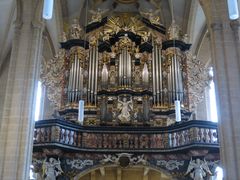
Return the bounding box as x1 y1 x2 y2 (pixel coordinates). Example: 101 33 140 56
33 8 219 180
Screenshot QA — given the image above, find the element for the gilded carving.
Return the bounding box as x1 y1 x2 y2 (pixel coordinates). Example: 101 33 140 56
185 53 208 110
40 49 66 109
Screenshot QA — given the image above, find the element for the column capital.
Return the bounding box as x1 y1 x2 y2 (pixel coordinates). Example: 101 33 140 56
230 20 240 31
31 20 45 31
210 22 223 31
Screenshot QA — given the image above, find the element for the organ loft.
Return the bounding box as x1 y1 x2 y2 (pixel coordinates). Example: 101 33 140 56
33 4 219 180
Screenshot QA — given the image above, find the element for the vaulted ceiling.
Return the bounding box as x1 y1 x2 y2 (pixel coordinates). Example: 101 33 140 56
0 0 210 70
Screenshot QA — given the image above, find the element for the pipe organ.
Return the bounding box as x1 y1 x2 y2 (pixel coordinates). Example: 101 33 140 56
41 14 207 127
35 12 218 180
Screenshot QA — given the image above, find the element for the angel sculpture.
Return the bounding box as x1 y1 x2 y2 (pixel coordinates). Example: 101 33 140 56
117 97 133 122
42 158 63 180
69 19 82 39
142 31 151 43
89 8 109 24
140 9 161 25
185 158 212 180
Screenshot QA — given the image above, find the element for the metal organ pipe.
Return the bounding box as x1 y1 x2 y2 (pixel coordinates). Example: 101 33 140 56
94 46 99 106
87 47 93 104
168 56 172 105
127 49 131 86
158 47 163 105
76 55 80 101
119 52 122 86
80 67 83 99
172 54 176 103
125 48 128 86
122 50 124 86
152 44 156 105
174 54 179 100
123 48 126 86
176 55 183 101
72 54 77 102
156 45 160 105
68 61 73 102
91 46 96 103
126 49 128 86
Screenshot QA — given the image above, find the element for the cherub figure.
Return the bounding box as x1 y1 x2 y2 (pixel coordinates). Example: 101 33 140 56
69 19 82 39
142 31 151 43
140 9 161 25
42 158 63 180
185 158 212 180
89 8 109 24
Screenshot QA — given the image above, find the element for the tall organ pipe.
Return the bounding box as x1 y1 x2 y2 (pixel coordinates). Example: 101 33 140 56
76 55 80 101
94 47 99 105
168 57 172 105
125 48 128 86
158 47 163 105
92 46 97 103
152 44 156 105
126 48 128 86
68 62 73 102
123 48 126 86
119 52 122 86
79 67 83 99
72 55 77 102
156 45 159 105
91 47 94 103
174 54 178 100
172 54 176 103
127 49 131 86
88 47 93 104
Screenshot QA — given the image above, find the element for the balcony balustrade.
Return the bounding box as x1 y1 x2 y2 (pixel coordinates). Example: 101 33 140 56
33 119 219 153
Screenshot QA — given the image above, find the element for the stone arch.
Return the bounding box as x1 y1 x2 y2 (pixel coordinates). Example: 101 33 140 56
198 0 229 27
15 0 23 27
73 164 174 180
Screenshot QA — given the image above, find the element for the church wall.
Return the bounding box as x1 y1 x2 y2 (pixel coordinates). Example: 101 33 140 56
0 51 10 123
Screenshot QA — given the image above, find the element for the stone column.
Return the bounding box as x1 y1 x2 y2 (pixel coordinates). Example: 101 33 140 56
200 0 240 179
0 0 44 179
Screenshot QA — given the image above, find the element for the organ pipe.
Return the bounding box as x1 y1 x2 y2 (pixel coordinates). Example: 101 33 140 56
88 47 93 104
152 43 156 105
67 52 85 104
57 16 193 124
94 46 99 105
142 63 149 84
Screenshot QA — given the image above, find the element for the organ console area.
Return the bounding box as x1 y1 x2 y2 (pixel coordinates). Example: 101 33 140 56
41 13 207 127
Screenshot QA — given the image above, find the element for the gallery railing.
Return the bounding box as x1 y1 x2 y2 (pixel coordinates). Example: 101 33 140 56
33 119 219 153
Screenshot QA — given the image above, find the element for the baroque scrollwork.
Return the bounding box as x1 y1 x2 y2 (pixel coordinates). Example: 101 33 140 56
40 49 66 109
156 160 184 171
100 153 147 166
185 52 209 110
66 159 93 170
